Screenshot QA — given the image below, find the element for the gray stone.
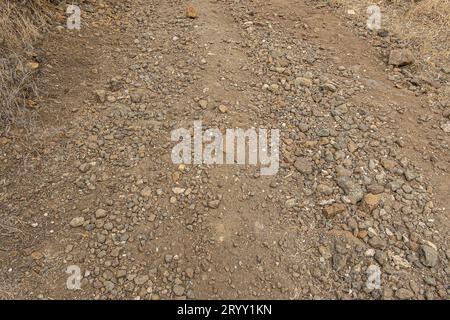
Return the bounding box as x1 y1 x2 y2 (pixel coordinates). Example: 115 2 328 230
420 245 438 267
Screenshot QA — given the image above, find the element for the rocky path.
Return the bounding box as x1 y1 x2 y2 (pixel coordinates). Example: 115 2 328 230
0 0 448 299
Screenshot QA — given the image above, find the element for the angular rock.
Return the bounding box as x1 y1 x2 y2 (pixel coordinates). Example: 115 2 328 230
388 49 414 67
360 193 382 213
94 90 106 103
336 177 363 203
294 157 313 174
208 199 221 209
420 245 438 267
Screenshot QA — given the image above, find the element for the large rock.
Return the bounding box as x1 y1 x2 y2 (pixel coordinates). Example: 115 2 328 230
388 49 414 67
420 244 438 267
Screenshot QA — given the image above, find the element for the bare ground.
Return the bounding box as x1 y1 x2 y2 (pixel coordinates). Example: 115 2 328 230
0 0 448 299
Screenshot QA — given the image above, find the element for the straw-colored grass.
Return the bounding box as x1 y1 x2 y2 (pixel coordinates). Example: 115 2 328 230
0 0 52 132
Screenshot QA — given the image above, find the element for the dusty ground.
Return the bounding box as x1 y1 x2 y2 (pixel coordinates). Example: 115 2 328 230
0 0 449 299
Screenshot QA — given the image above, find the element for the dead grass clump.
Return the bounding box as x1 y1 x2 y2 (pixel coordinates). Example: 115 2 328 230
0 1 52 132
400 0 450 62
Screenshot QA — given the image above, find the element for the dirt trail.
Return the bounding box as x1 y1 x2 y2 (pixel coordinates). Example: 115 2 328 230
0 0 448 299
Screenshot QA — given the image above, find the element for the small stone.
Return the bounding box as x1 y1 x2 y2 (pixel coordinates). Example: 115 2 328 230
173 284 185 296
440 122 450 133
392 255 411 269
164 254 173 263
388 49 415 67
317 184 333 195
366 265 381 290
369 237 387 250
26 62 39 70
323 203 346 218
104 281 115 292
31 251 43 260
185 268 194 278
94 90 106 103
269 83 279 92
361 193 382 213
336 177 363 203
294 157 313 174
208 199 221 209
140 187 152 197
130 90 143 103
186 5 197 19
70 216 85 227
218 105 228 113
395 288 414 300
367 184 384 194
117 270 127 278
293 77 312 87
79 163 91 173
134 275 149 285
381 159 397 170
95 209 107 219
172 187 185 195
198 100 208 109
404 170 417 181
318 245 332 259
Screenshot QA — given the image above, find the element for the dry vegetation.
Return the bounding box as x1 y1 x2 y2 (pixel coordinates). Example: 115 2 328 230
0 0 52 132
391 0 450 63
329 0 450 69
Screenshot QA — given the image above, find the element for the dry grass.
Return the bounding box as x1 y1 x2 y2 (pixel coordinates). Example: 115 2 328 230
0 0 52 132
394 0 450 63
326 0 450 69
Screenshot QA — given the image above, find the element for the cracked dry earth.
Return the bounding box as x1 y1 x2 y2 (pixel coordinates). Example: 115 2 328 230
1 0 449 300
